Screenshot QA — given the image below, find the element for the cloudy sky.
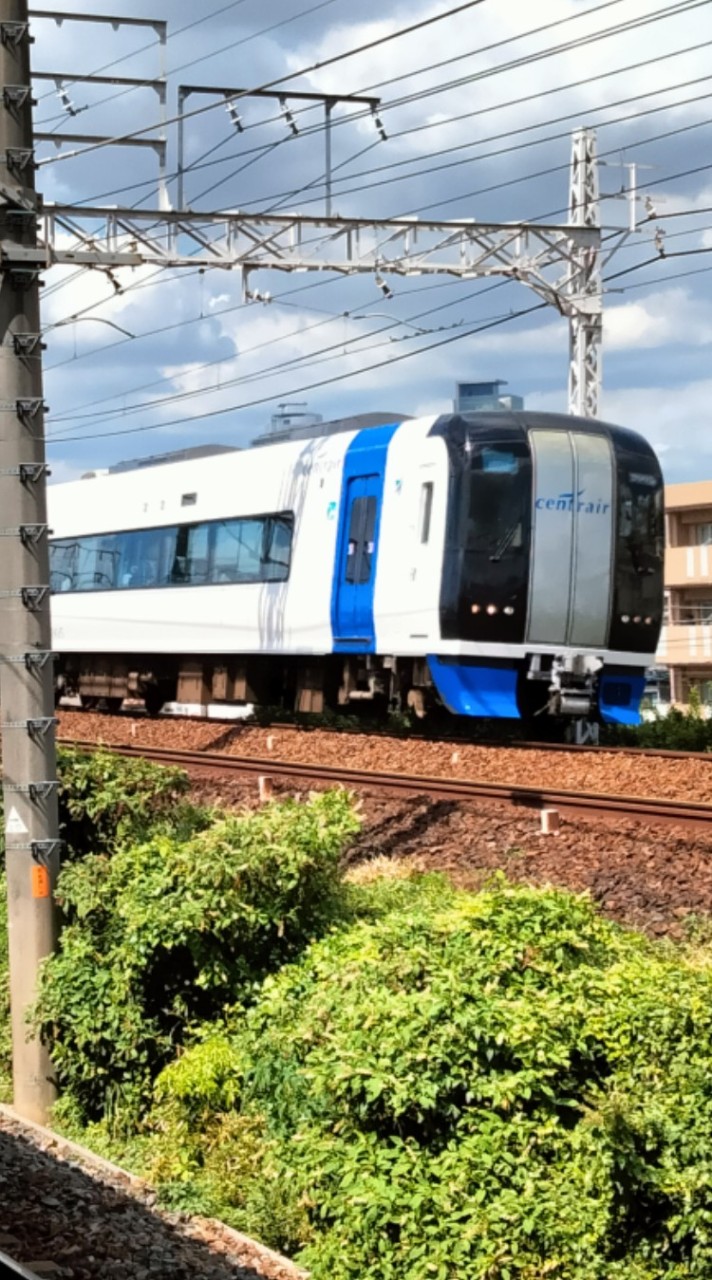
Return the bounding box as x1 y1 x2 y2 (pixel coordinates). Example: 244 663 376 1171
30 0 712 482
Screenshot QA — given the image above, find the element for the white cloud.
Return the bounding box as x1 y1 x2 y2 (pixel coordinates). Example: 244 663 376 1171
29 0 712 481
604 288 712 349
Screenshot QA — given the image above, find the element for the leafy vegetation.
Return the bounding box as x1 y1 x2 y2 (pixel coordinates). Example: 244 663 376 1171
143 877 712 1279
56 745 206 859
604 690 712 751
5 747 712 1276
35 778 358 1125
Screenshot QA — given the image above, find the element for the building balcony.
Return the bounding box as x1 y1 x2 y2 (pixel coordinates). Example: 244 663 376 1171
665 544 712 587
657 623 712 666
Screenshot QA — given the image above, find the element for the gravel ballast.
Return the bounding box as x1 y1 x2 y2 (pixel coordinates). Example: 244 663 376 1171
58 711 710 803
57 710 712 937
0 1109 304 1280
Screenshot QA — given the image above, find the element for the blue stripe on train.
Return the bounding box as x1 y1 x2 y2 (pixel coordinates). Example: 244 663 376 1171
427 656 521 718
330 423 400 654
598 672 646 725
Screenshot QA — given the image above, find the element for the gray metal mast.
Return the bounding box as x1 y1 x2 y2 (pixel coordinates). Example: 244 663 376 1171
0 0 60 1124
567 127 602 419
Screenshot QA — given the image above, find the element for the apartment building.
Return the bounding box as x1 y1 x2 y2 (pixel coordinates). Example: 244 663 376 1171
657 481 712 703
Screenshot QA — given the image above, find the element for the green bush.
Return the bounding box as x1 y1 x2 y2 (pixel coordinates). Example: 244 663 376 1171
0 748 210 1105
604 701 712 752
57 745 208 859
35 789 359 1126
146 876 712 1279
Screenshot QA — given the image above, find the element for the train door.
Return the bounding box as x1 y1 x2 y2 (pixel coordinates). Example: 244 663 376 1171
333 474 380 648
526 428 614 647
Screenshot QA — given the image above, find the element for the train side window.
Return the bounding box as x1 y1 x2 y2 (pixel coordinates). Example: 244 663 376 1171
50 538 79 591
50 511 294 591
345 496 376 584
169 525 210 584
419 482 434 544
72 534 120 591
262 516 293 581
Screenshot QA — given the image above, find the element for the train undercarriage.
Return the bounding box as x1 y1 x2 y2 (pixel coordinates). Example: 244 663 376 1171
55 650 626 741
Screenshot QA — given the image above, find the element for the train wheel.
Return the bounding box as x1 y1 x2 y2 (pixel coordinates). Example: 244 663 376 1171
143 686 164 717
80 695 99 711
103 697 124 715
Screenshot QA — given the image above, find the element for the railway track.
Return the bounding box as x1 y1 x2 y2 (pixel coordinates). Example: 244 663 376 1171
0 1251 41 1280
64 739 712 831
62 704 712 762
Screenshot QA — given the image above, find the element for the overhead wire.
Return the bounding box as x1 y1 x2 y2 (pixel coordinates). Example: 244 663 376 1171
238 77 712 216
33 0 257 105
39 2 712 432
42 58 712 328
43 105 712 418
47 311 477 432
35 0 488 169
64 0 711 209
34 0 628 132
47 300 549 445
42 113 712 425
35 0 345 129
52 211 712 413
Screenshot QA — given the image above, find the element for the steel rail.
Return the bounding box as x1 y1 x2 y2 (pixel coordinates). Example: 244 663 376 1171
63 739 712 830
60 707 712 762
0 1251 41 1280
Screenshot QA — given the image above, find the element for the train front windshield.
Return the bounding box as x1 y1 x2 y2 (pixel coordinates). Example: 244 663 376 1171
439 423 532 643
608 435 664 653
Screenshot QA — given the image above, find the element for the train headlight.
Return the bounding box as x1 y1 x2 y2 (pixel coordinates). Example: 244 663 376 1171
644 616 654 625
633 615 642 624
471 603 481 614
503 606 514 616
486 604 498 615
621 614 630 623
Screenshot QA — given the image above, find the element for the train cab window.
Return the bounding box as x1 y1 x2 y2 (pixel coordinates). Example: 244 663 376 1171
438 433 531 644
466 446 527 558
608 441 664 652
345 496 376 584
419 482 434 544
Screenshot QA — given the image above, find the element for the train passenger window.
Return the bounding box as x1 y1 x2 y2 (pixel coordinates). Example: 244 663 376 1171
236 520 263 581
419 482 434 545
211 518 262 582
262 516 292 581
50 510 294 592
70 534 120 590
50 538 79 592
170 524 209 584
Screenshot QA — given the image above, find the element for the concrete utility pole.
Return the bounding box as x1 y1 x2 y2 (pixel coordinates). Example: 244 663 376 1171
0 0 60 1124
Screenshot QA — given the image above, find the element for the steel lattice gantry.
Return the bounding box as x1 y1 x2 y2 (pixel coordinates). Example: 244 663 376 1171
0 200 603 415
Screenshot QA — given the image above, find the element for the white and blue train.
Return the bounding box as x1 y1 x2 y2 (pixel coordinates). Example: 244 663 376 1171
47 409 664 728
